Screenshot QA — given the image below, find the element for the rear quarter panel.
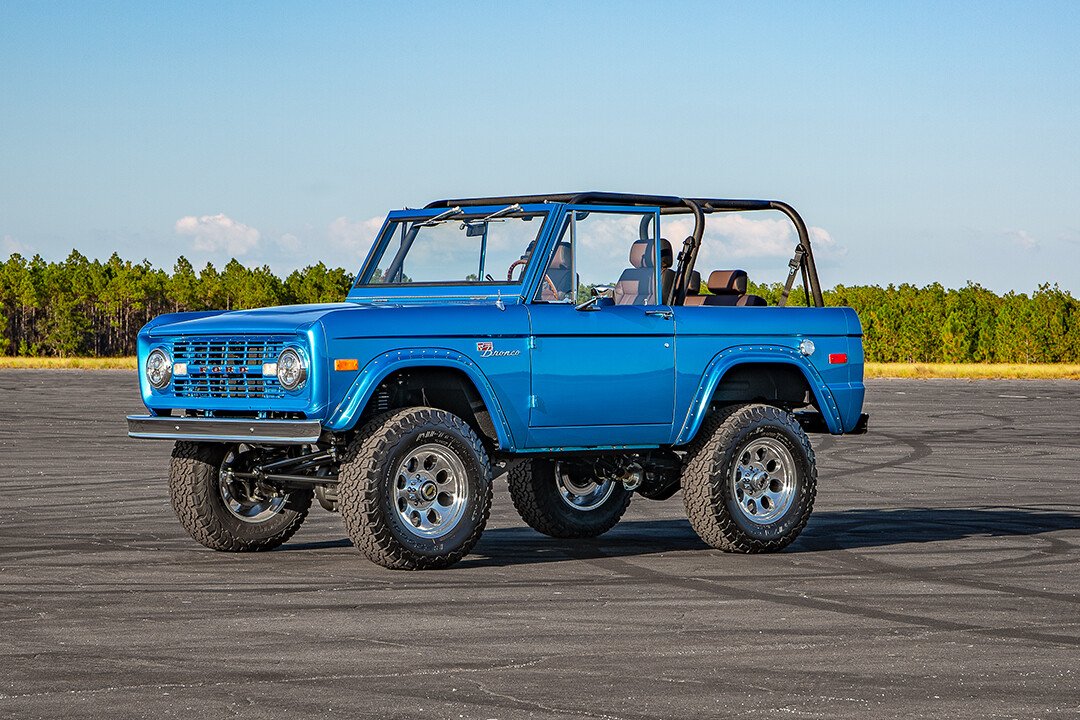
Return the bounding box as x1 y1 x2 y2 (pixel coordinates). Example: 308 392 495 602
672 306 865 441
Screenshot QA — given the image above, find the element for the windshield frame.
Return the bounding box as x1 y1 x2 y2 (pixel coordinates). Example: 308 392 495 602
351 204 555 294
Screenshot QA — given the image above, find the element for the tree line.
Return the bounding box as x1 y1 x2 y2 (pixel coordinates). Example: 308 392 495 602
1 250 1077 363
0 252 352 357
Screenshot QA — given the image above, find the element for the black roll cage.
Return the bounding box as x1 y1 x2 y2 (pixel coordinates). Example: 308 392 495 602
425 192 824 307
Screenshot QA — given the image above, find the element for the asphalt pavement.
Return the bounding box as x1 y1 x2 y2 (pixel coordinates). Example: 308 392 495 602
1 371 1079 719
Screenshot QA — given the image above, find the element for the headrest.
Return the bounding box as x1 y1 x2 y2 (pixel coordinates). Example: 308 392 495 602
685 270 703 295
658 238 673 269
628 241 651 269
551 242 571 268
707 270 748 295
629 239 674 269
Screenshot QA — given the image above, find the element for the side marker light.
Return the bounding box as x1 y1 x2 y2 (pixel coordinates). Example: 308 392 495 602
335 358 359 371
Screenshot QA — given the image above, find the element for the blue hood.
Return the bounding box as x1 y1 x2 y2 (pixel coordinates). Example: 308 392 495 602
144 298 528 339
145 303 357 337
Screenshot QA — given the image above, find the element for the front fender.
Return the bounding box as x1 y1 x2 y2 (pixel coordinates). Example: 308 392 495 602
674 345 844 445
324 347 516 450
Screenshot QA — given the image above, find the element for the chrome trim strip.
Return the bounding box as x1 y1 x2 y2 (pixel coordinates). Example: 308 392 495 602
127 415 322 444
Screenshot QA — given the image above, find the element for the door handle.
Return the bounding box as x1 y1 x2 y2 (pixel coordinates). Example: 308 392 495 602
645 309 674 320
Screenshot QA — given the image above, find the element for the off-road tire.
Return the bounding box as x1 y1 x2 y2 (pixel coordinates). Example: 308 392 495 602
681 404 816 552
506 459 632 539
168 441 312 552
337 407 493 570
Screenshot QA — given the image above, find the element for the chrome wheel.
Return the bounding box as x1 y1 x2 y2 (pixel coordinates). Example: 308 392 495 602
393 443 469 539
218 447 288 523
730 437 797 525
555 462 616 512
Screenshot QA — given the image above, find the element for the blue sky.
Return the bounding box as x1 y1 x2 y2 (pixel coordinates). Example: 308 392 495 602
1 1 1078 292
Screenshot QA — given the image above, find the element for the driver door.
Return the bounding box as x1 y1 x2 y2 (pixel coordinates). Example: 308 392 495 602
526 206 676 449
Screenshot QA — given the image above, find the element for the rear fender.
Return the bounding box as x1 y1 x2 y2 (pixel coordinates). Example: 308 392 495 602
324 348 515 450
674 345 843 444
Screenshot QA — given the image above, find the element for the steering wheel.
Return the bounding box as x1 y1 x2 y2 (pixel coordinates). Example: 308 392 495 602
507 260 560 299
506 259 528 281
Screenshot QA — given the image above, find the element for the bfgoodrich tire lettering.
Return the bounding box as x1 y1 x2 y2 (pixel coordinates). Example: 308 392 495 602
337 407 493 570
681 404 817 552
507 459 632 539
168 441 312 552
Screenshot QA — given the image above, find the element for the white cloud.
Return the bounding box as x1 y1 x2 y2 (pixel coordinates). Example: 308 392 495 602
276 233 302 253
1006 229 1038 251
1 234 31 257
662 214 843 270
328 216 384 254
809 226 843 255
175 213 261 256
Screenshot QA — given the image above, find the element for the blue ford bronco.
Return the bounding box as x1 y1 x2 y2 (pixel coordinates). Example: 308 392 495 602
129 192 867 569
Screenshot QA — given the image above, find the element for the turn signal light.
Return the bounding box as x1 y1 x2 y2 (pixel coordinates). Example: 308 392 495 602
334 358 359 371
828 353 848 364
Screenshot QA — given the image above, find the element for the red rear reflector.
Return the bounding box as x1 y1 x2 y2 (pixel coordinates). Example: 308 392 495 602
334 358 359 371
828 353 848 364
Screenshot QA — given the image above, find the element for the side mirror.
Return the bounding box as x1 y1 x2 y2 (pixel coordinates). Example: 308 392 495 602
576 286 615 311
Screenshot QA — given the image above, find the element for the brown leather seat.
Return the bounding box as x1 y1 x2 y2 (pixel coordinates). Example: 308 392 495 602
545 242 573 299
686 270 767 307
614 239 675 305
682 270 703 304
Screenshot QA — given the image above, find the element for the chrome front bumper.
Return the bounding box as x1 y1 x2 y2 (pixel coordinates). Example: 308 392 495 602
127 415 322 444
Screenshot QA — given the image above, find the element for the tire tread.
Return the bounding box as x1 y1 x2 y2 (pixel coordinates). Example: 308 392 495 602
168 441 310 552
506 460 631 539
337 407 493 570
681 404 816 553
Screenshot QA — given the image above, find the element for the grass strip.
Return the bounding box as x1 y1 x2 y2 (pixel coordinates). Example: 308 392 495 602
0 356 137 369
865 362 1080 380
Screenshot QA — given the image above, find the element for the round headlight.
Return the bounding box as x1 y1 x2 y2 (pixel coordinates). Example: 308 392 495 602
146 348 172 389
276 348 307 391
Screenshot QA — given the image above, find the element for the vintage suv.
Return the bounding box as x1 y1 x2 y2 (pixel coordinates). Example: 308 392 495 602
129 192 867 569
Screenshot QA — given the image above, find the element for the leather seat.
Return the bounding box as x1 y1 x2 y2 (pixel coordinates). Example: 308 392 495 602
685 270 767 306
545 242 573 299
614 239 675 305
683 270 703 299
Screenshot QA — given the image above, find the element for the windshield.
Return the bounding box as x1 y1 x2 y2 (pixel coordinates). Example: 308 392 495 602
359 207 548 286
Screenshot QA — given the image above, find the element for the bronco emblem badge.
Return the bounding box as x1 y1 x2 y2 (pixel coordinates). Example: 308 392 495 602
476 341 520 358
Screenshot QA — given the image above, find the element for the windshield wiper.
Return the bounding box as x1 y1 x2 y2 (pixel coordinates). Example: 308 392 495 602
462 203 522 228
415 206 463 227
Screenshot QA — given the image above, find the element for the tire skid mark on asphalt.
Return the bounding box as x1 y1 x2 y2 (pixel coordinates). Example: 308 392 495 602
0 568 883 602
459 679 656 720
582 554 1080 648
0 655 561 703
812 432 935 501
824 431 933 482
924 409 1013 424
801 505 1080 564
822 534 1080 606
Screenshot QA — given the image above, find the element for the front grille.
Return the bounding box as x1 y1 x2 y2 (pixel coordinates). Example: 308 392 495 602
171 337 289 399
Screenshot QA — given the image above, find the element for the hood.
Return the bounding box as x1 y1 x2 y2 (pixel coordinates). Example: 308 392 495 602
144 298 526 341
145 303 359 337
